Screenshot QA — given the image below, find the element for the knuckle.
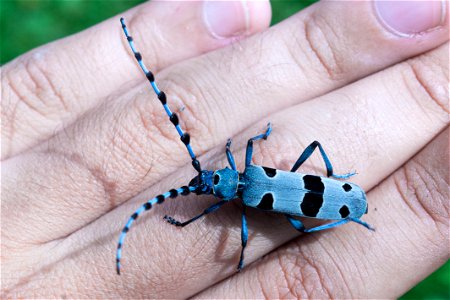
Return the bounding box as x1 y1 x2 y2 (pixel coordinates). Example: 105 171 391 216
162 67 218 148
7 52 72 117
269 245 339 299
126 91 174 171
393 157 449 236
402 48 450 118
110 102 157 177
298 13 346 81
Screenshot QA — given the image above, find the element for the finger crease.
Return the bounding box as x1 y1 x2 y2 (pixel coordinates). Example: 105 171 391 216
409 63 449 115
303 18 341 81
27 59 69 112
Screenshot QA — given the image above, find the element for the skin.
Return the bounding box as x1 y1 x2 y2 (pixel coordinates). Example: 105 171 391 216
1 1 448 298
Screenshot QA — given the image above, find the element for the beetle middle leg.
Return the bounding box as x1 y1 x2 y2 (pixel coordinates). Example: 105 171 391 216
237 205 248 271
245 123 272 167
290 141 355 179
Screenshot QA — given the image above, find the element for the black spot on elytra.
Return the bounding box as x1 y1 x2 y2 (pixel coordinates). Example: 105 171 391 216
300 193 323 217
257 193 274 210
262 166 277 178
343 183 352 192
339 205 350 218
303 175 324 192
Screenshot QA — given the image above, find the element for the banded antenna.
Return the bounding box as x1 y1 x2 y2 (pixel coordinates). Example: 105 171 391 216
120 18 202 173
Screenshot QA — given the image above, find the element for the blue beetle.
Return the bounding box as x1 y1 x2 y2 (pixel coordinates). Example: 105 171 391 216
116 18 373 275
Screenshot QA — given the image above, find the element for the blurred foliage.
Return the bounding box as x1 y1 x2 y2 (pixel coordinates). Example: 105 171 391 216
271 0 317 24
0 0 318 63
0 0 144 63
0 0 448 299
401 261 450 300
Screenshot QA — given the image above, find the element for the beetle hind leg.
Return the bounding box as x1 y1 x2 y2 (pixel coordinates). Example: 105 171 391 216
286 215 374 232
332 171 357 180
290 141 356 179
237 205 248 272
349 217 375 231
285 214 350 232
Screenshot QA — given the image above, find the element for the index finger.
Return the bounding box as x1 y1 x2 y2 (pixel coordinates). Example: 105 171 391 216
1 0 271 160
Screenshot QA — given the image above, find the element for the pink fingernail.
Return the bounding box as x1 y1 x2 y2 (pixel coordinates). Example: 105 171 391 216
203 1 250 39
374 0 446 37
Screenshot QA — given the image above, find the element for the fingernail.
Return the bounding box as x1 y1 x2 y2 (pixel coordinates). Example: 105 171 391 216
374 0 446 37
203 1 250 39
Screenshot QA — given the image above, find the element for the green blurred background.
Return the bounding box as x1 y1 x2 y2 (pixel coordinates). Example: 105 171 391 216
1 1 448 298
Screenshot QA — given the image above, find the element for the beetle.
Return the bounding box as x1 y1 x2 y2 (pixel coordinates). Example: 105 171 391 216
116 18 374 275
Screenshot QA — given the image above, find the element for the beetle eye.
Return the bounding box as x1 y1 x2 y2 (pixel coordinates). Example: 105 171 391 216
213 174 220 185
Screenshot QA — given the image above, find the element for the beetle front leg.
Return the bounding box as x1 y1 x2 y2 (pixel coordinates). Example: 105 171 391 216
226 139 237 170
245 123 272 167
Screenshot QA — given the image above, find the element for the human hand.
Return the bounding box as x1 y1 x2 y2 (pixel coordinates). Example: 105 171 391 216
2 1 448 298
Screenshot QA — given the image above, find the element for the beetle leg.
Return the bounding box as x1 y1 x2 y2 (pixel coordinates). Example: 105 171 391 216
285 214 351 232
290 141 355 179
163 200 227 227
245 123 272 167
237 205 248 272
226 139 237 170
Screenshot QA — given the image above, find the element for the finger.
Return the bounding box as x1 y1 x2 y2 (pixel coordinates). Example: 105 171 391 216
0 0 271 160
197 127 449 299
14 42 446 298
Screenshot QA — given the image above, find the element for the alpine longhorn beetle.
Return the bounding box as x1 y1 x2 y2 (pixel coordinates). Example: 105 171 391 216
116 18 374 275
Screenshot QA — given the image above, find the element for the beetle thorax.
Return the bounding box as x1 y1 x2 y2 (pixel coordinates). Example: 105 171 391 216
212 167 239 200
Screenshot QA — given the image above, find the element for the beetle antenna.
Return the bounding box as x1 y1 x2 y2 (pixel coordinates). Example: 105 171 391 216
116 185 196 275
120 18 202 173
